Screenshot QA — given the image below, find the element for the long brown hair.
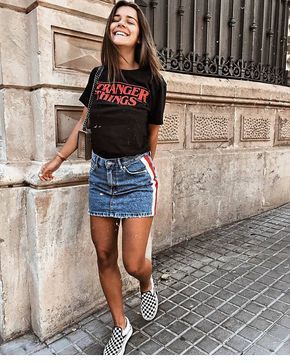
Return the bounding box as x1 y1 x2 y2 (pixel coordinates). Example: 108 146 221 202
101 0 164 84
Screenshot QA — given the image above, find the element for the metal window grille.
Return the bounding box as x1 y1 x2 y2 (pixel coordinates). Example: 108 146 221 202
136 0 289 85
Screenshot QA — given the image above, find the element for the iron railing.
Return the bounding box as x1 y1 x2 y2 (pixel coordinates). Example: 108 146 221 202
136 0 289 85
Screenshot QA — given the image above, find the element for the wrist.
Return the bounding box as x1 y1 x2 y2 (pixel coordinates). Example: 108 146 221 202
56 151 67 162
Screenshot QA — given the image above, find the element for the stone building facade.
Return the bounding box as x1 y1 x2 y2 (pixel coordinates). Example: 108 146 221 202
1 0 290 343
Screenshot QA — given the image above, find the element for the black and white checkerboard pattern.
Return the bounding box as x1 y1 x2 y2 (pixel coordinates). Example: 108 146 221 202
103 327 124 355
141 288 159 320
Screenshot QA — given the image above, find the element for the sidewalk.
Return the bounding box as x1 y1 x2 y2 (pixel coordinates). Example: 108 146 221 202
1 203 290 355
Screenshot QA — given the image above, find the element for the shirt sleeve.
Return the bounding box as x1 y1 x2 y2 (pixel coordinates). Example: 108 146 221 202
148 75 167 125
79 67 98 107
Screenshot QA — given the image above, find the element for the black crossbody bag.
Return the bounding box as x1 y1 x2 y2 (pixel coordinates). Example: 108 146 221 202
77 65 104 160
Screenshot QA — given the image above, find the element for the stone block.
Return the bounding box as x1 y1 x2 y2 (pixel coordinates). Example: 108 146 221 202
263 149 290 208
1 89 34 161
0 8 30 86
151 151 174 253
30 88 84 161
0 187 31 341
172 150 222 243
27 6 106 88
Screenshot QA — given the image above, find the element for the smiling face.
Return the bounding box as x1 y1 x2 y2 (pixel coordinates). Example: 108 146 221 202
110 6 140 48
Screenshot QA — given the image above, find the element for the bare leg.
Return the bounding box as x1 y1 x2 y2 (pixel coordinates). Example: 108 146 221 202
90 216 126 328
122 216 154 292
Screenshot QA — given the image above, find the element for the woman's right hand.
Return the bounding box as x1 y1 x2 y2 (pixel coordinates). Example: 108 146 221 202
38 156 63 182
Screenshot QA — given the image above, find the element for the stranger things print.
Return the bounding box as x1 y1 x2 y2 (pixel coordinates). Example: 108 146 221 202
95 82 150 107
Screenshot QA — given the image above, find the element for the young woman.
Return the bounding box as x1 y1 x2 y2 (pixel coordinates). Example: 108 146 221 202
38 0 167 355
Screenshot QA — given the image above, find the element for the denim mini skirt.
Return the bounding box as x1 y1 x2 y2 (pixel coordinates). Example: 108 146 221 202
88 150 158 218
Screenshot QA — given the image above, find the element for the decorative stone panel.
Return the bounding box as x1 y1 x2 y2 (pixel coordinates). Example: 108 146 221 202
157 103 185 151
240 116 271 141
191 114 229 142
235 107 275 148
185 104 234 149
277 116 290 140
158 113 179 143
55 106 82 146
274 110 290 146
53 27 103 74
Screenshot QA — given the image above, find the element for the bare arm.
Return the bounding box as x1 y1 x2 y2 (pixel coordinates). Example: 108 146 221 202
148 124 160 159
38 107 88 181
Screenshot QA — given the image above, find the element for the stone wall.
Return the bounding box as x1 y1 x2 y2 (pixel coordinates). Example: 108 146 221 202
1 0 290 343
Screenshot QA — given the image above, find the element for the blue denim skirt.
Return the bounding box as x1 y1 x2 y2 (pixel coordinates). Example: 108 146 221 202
88 150 158 218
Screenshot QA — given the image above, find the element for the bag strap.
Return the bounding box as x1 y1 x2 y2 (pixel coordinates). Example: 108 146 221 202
82 65 104 131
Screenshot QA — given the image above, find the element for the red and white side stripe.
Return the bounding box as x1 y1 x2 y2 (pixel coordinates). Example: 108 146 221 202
141 155 158 215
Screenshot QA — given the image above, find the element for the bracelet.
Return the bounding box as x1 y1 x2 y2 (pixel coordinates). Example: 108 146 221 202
56 151 67 161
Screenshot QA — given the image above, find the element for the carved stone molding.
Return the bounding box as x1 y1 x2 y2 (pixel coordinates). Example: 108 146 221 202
191 114 229 142
240 116 271 141
53 26 103 73
158 113 180 143
55 106 82 146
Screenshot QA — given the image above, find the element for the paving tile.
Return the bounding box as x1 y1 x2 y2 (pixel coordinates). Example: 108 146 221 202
184 346 206 355
270 301 290 314
259 309 283 323
225 335 251 353
214 346 235 355
74 335 96 350
66 329 89 343
275 339 290 354
153 329 176 346
244 345 269 355
234 310 255 324
211 327 233 343
277 315 290 328
32 347 55 355
138 340 162 354
221 318 245 333
49 337 72 353
129 331 150 347
196 336 220 354
166 338 191 354
218 302 239 315
192 304 214 317
195 319 217 334
57 345 80 355
180 328 204 344
156 348 176 354
180 311 203 325
206 297 225 309
207 310 228 324
180 299 199 310
155 313 175 327
168 306 189 318
256 334 282 352
167 320 189 335
238 325 263 342
267 324 290 341
142 322 164 337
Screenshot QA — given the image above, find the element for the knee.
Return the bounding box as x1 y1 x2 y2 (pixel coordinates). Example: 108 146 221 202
96 249 117 270
123 260 143 277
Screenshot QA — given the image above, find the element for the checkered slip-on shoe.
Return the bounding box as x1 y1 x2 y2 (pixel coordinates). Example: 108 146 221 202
103 316 133 355
140 275 159 321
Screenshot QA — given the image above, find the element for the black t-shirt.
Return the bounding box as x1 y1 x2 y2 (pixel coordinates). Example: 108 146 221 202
79 65 167 158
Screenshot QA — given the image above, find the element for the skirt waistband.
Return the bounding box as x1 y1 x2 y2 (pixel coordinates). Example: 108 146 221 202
91 150 152 168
